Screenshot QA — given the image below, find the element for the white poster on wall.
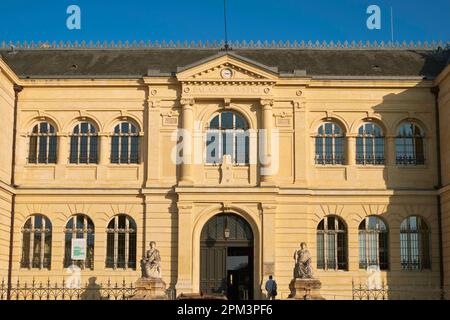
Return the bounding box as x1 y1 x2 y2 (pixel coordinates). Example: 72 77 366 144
71 238 86 260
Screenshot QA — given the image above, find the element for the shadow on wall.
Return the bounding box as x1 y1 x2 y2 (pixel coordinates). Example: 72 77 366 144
351 49 449 299
304 48 449 300
80 277 102 300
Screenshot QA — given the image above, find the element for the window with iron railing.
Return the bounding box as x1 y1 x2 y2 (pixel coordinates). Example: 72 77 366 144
396 123 425 165
400 216 430 270
356 123 385 165
110 122 140 164
70 122 98 164
21 215 52 270
359 216 388 270
64 214 95 270
28 122 57 164
315 122 345 165
106 215 136 269
317 216 348 270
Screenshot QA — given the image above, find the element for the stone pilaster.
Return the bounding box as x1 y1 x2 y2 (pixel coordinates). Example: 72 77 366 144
146 98 161 187
293 99 307 185
98 134 109 165
175 202 194 295
347 136 356 165
57 134 68 165
386 136 396 166
261 203 277 278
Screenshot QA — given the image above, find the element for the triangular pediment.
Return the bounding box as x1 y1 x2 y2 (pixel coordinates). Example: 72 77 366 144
176 52 279 83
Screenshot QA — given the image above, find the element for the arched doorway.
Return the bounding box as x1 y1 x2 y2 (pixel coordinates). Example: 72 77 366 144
200 213 254 300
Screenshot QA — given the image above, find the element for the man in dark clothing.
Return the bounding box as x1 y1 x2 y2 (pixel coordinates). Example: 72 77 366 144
265 275 277 300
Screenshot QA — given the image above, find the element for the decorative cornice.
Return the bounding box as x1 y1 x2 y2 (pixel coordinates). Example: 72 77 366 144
1 40 448 50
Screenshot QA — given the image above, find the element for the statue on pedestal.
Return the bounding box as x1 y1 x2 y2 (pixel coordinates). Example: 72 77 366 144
133 241 167 300
293 242 314 279
141 241 162 279
290 242 324 300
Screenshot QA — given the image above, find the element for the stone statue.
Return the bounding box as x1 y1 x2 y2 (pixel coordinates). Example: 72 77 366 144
141 241 162 279
293 242 314 279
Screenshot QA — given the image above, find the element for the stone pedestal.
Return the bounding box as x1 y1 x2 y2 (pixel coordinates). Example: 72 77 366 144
131 278 168 300
291 278 325 300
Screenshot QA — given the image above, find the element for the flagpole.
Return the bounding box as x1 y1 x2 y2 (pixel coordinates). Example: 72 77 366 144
223 0 229 50
391 7 394 42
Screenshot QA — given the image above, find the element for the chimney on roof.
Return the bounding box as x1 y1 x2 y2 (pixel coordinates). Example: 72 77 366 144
293 69 306 76
147 69 161 76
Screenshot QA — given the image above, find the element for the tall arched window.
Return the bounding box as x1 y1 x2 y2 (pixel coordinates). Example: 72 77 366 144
106 215 137 269
111 122 140 164
396 123 424 165
356 123 385 165
21 215 52 269
317 216 348 270
359 216 388 270
64 214 95 270
28 122 57 164
315 122 345 165
206 111 249 165
400 216 430 270
70 122 98 164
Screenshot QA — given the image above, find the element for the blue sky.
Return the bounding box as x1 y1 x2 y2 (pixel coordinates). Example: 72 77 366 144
0 0 448 43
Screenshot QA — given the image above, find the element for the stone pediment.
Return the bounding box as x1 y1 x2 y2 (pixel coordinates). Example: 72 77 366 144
176 53 278 85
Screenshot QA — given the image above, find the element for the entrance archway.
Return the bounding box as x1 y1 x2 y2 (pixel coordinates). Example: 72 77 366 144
200 213 254 300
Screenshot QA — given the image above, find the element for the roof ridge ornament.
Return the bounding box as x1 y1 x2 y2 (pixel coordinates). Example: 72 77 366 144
0 40 448 50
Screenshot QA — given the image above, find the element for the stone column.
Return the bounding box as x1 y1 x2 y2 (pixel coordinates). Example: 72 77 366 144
175 202 194 294
260 99 275 185
179 98 195 186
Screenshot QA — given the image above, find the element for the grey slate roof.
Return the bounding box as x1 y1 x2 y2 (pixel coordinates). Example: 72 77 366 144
1 48 449 79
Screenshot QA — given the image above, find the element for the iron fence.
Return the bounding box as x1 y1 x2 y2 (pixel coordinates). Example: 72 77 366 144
0 278 139 300
352 280 446 300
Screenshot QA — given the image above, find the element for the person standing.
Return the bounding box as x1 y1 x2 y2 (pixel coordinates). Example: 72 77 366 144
265 275 277 300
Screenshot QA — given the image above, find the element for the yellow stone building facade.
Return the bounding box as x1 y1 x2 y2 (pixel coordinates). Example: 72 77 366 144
0 42 449 299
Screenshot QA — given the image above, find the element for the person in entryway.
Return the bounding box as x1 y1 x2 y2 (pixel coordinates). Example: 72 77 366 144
265 275 277 300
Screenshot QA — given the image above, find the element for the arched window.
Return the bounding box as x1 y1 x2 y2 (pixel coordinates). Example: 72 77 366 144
356 123 385 165
21 215 52 269
315 122 345 165
106 215 136 269
317 216 348 270
359 216 388 270
69 122 98 164
396 123 424 165
28 122 57 164
400 216 430 270
206 111 249 165
64 214 95 270
111 122 140 164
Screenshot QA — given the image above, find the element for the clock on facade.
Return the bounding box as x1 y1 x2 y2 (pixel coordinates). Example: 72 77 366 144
221 68 233 79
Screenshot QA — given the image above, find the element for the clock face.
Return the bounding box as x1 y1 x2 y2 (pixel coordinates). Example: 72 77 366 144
221 68 233 79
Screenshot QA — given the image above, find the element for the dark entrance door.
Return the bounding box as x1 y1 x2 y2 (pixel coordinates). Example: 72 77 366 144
200 213 254 300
